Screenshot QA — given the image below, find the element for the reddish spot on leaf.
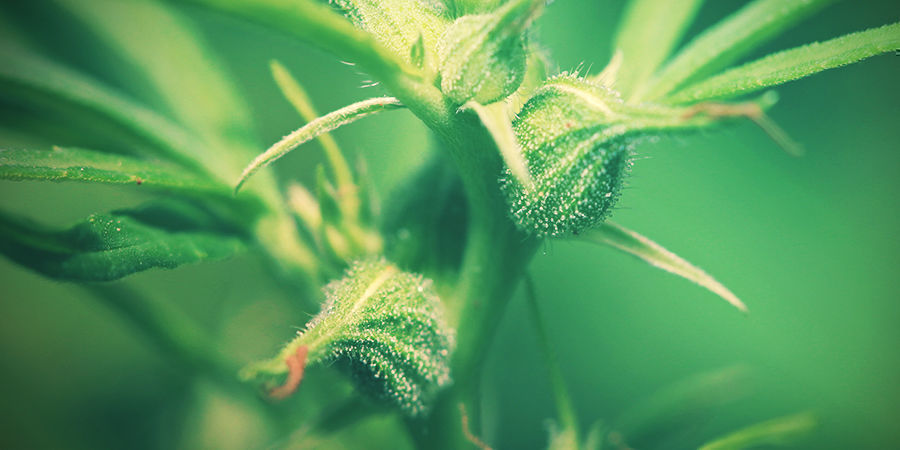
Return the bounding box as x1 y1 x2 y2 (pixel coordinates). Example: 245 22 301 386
269 346 309 400
135 177 143 185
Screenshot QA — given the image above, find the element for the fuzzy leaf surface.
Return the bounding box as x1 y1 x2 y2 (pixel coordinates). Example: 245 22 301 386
666 22 900 103
236 97 402 191
0 201 245 282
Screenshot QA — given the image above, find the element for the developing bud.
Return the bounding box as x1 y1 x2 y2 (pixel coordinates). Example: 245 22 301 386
438 0 543 104
501 74 635 237
243 258 454 417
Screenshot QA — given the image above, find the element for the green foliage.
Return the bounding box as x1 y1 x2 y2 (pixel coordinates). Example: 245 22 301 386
581 222 746 312
235 97 403 192
610 0 704 96
0 200 245 281
639 0 836 101
1 0 897 447
667 22 900 103
0 147 229 197
0 45 210 174
243 258 454 417
699 413 817 450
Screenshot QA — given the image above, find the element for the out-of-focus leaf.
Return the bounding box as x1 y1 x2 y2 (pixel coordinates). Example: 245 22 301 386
235 97 402 192
0 147 228 197
610 0 704 96
183 0 419 94
58 0 261 179
613 366 752 447
580 222 747 312
382 156 467 279
270 60 353 190
0 200 246 282
666 22 900 104
698 412 817 450
640 0 835 101
0 45 208 173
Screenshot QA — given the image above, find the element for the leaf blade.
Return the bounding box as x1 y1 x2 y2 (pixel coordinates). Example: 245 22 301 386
464 101 533 190
0 45 208 174
666 22 900 104
699 412 817 450
0 147 229 196
640 0 835 101
0 201 246 282
610 0 705 96
58 0 262 179
235 97 403 192
580 222 747 312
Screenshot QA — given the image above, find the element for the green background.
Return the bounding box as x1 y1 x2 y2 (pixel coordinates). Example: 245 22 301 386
0 0 898 448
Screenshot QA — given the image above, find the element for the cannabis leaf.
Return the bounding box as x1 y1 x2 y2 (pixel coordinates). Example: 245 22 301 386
0 200 246 282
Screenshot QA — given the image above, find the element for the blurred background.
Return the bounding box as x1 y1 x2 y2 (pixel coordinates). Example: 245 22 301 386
0 0 898 448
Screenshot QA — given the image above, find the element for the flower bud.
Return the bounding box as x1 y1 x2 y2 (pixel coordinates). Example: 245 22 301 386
438 0 542 104
501 74 635 237
244 258 454 417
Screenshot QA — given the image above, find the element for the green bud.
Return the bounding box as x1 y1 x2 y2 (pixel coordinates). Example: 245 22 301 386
501 74 636 237
333 0 449 69
244 258 454 417
438 0 543 104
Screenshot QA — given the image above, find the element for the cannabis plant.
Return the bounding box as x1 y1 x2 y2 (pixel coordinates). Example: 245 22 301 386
1 0 897 448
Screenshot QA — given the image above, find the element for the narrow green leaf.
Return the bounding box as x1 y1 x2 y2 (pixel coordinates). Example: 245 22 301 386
0 201 245 282
609 0 705 96
666 22 900 104
0 45 208 174
640 0 835 102
58 0 261 180
580 222 747 312
235 97 403 192
464 101 533 190
269 60 354 192
0 147 229 197
699 412 817 450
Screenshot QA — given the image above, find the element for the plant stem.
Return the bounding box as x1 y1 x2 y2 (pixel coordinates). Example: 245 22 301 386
407 112 538 449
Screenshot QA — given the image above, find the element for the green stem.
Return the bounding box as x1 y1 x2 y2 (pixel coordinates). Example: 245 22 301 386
408 112 538 449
